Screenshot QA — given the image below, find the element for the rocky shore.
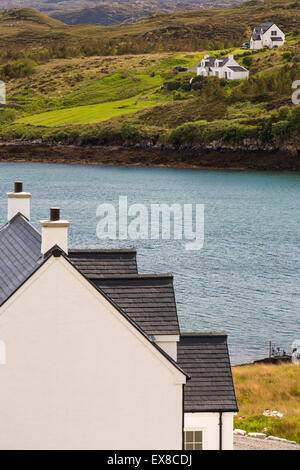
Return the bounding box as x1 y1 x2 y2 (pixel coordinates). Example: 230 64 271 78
0 142 299 171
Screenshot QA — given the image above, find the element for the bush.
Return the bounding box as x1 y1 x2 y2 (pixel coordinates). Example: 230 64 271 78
0 108 17 124
0 58 37 80
243 56 253 67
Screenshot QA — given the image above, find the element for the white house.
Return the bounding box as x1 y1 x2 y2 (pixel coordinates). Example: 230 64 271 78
196 54 249 80
250 22 285 49
0 182 238 450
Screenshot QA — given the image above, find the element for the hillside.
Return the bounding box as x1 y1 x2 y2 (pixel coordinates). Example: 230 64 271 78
50 0 246 27
0 0 300 168
0 1 248 27
232 363 300 444
1 1 300 56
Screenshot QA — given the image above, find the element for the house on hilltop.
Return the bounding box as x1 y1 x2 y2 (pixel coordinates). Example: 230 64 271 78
250 22 285 49
0 182 237 450
196 54 249 80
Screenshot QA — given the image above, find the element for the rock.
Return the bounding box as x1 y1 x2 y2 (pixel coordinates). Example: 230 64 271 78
234 429 247 436
247 432 267 439
263 409 284 418
267 436 298 445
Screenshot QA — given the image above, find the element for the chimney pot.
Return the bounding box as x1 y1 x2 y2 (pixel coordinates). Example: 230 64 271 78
50 207 60 222
40 208 70 255
6 182 31 221
14 181 23 193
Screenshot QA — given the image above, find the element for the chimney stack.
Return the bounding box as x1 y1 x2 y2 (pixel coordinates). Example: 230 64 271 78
6 181 31 221
40 208 69 255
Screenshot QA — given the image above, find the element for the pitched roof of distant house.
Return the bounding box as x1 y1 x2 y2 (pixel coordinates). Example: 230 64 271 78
260 22 274 32
202 57 229 69
177 333 238 412
252 22 278 39
93 275 180 336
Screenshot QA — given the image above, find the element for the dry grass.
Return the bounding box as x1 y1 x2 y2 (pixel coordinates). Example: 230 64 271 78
232 363 300 443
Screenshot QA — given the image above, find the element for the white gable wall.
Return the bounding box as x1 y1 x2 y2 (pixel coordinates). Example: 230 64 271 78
262 24 285 48
0 256 185 450
185 412 234 450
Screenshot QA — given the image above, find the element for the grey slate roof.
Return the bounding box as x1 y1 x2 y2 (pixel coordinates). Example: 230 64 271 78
178 333 238 412
260 22 274 33
228 66 248 72
68 249 138 277
203 57 228 68
92 275 180 336
0 213 42 304
0 216 179 336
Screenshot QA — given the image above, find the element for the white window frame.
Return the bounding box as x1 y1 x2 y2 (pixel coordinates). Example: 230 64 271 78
184 429 204 450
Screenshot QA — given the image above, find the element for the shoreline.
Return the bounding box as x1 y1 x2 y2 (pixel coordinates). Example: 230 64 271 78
0 142 300 172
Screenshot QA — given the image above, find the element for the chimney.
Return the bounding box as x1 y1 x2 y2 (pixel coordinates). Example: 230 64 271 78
40 208 70 255
6 181 31 221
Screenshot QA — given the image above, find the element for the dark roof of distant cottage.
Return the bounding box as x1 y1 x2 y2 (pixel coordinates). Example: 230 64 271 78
203 57 228 68
92 274 180 336
251 22 277 40
177 333 238 412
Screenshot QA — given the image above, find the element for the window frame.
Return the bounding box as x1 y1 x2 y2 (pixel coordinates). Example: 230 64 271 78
184 429 203 451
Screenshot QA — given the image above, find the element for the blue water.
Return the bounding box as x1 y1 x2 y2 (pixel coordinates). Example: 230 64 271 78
0 162 299 364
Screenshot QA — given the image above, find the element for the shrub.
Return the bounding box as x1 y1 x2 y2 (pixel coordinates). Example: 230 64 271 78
243 56 253 67
0 58 37 80
0 108 17 124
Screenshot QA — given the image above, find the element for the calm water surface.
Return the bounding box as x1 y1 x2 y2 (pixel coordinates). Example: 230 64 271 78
0 162 299 364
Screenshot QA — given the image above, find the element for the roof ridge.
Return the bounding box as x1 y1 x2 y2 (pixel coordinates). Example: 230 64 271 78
0 212 41 239
88 273 174 280
180 332 228 337
69 249 137 254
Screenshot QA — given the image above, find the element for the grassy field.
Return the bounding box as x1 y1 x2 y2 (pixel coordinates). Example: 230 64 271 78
17 95 161 125
232 363 300 444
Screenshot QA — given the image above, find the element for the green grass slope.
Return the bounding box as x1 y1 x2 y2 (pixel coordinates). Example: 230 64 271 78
0 1 300 154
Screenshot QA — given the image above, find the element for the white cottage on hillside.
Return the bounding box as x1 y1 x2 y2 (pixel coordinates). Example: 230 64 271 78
196 54 249 80
0 182 238 450
250 22 285 49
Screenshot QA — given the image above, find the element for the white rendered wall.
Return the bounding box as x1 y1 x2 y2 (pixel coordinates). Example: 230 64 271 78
0 256 185 450
262 25 285 48
7 193 31 221
185 412 234 450
154 335 179 361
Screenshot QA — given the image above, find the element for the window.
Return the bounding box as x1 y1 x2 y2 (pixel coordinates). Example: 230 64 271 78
184 430 203 450
271 30 277 36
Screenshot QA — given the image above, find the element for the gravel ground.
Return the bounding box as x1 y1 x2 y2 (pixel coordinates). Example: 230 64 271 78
234 435 300 450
